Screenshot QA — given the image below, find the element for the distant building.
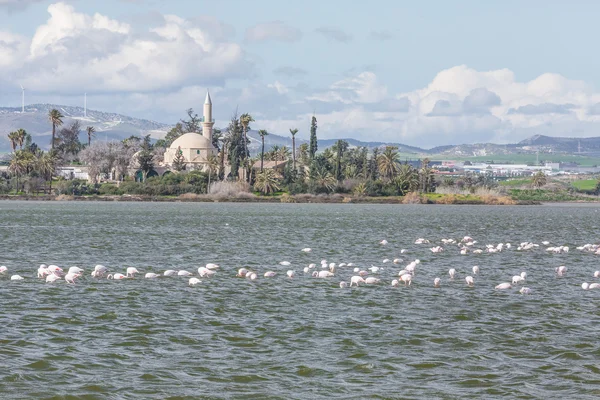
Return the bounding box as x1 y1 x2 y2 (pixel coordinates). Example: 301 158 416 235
163 91 217 171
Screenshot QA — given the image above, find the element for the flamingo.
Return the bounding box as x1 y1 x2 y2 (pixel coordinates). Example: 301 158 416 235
286 270 295 278
365 277 380 284
350 276 365 286
301 248 312 252
11 275 24 280
236 268 248 277
68 267 84 275
472 266 480 275
313 270 334 278
264 271 276 278
465 276 474 286
594 271 600 278
393 258 402 264
111 273 127 280
91 265 108 278
189 277 202 286
46 274 61 283
449 268 456 279
519 287 532 294
391 279 399 287
555 266 567 276
0 266 7 274
198 267 215 278
589 283 600 289
145 273 160 279
434 277 441 288
280 261 291 266
380 240 388 245
206 263 220 270
308 263 316 269
247 272 258 280
48 265 63 276
164 270 177 276
400 273 412 286
303 267 309 273
38 265 50 278
512 275 525 285
178 270 194 276
65 271 81 284
339 281 348 288
582 282 589 290
126 267 139 278
495 282 512 290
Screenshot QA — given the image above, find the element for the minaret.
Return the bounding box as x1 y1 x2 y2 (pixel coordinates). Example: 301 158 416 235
202 90 214 146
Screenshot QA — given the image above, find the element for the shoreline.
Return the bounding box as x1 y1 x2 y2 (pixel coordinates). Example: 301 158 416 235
0 194 546 205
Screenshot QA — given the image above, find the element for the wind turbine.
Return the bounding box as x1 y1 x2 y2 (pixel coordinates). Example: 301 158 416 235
20 85 24 113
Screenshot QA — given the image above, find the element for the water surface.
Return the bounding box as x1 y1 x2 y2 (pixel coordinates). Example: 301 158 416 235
1 201 599 399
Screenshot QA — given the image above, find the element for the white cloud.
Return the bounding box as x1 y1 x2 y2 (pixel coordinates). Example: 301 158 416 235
245 21 301 43
0 2 250 93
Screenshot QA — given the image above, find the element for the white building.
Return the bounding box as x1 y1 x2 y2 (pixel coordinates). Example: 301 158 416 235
163 91 216 170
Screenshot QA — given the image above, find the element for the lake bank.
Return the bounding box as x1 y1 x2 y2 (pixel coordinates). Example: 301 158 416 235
0 193 544 205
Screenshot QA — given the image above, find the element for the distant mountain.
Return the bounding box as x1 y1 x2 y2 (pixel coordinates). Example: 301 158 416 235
244 131 427 155
2 105 600 158
518 134 600 154
0 104 170 151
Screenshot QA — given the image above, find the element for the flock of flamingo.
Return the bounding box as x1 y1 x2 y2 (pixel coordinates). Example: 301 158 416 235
1 236 599 291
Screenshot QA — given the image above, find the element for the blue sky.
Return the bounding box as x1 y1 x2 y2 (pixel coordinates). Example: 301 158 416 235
1 0 600 147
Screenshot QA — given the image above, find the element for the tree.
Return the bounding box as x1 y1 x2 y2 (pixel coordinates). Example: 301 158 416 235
332 140 349 182
258 129 269 172
254 169 280 195
239 113 254 182
225 112 244 179
182 108 201 133
532 171 547 188
394 163 419 195
136 135 154 182
56 120 83 162
7 131 18 152
378 146 400 181
309 115 318 159
312 165 336 193
86 126 96 146
15 129 27 150
290 128 298 171
9 150 34 193
48 109 64 150
36 151 58 193
172 146 186 171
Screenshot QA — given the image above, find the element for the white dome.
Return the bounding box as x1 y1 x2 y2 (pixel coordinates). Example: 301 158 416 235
169 132 212 149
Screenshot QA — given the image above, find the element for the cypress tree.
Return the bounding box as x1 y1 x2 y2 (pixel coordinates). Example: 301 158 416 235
309 115 318 159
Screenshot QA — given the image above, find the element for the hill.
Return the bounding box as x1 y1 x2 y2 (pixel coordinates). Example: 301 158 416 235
0 104 170 151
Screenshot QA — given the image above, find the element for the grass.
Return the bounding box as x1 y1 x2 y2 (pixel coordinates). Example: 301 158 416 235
570 179 598 191
498 178 532 187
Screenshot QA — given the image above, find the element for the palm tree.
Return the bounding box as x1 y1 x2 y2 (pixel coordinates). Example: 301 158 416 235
258 129 268 172
377 146 400 181
270 145 280 164
313 165 337 192
394 163 419 195
254 169 280 195
48 109 64 150
86 126 96 146
277 146 290 168
36 151 57 194
289 128 298 171
7 131 18 152
9 150 32 193
531 171 547 188
239 113 254 181
15 129 27 150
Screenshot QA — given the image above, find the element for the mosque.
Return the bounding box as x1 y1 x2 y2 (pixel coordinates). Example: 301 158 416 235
163 91 217 171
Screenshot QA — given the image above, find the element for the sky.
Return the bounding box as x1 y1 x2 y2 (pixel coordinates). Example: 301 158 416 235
1 0 600 148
